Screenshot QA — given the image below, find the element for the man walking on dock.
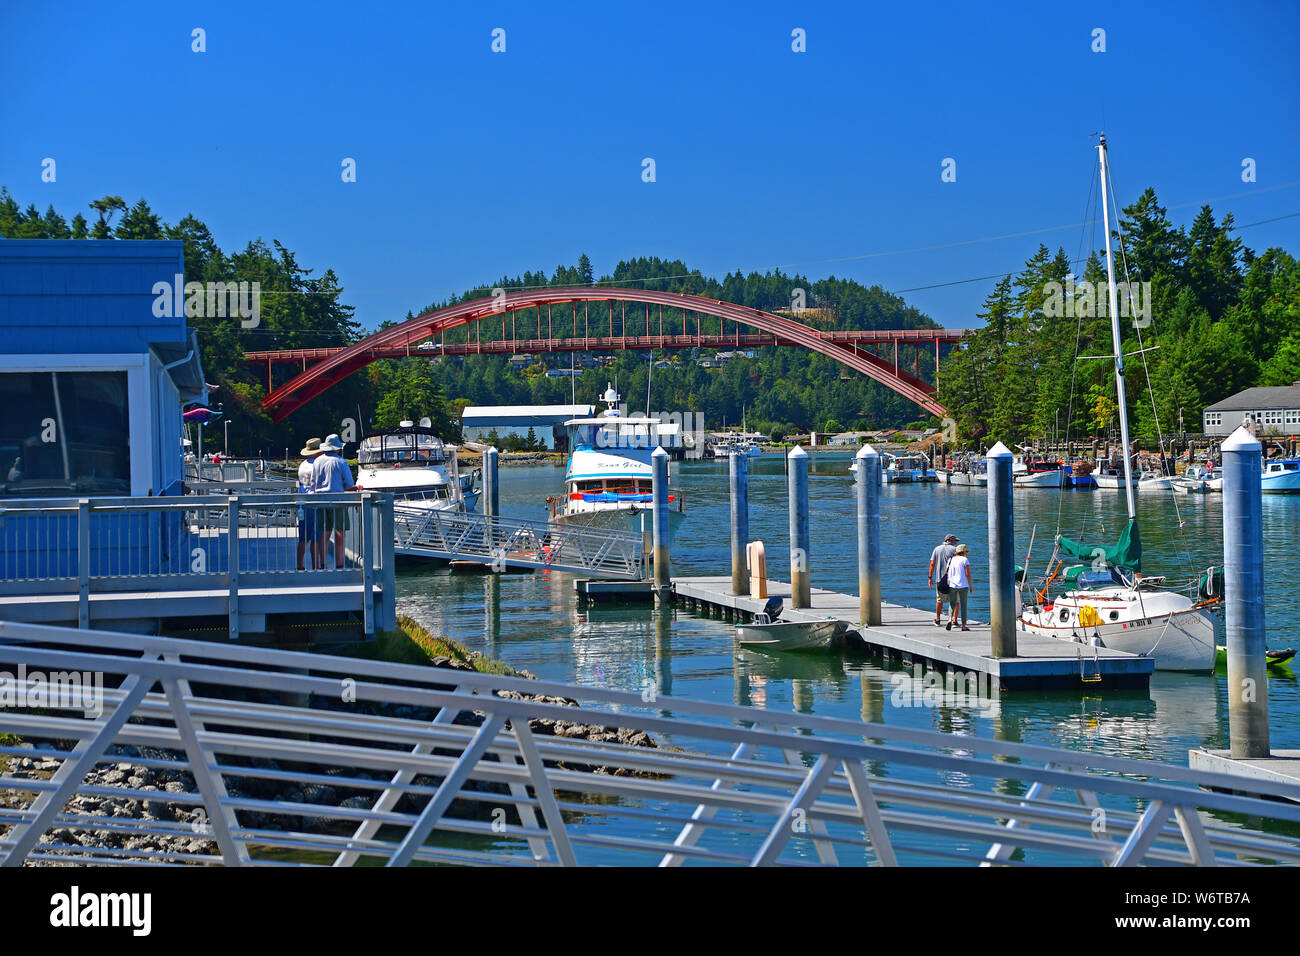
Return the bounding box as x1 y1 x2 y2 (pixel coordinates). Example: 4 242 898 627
928 533 958 626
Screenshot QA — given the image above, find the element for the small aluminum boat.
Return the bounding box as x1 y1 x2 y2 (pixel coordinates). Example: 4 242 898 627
736 612 838 651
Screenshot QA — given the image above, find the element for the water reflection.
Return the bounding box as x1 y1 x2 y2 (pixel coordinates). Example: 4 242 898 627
392 459 1300 776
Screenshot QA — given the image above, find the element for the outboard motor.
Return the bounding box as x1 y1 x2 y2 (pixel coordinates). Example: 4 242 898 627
762 596 784 622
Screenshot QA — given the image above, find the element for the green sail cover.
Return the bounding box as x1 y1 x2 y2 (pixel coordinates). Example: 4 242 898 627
1056 519 1142 572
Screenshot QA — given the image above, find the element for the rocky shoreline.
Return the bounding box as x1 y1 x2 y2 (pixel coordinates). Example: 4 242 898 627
1 628 659 865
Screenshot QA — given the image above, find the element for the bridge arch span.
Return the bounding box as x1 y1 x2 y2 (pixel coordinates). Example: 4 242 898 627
261 286 947 422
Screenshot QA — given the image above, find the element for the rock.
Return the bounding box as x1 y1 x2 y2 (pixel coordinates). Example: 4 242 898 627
100 769 127 785
163 781 187 793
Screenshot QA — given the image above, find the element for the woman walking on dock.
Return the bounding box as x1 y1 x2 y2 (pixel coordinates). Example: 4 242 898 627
946 543 972 632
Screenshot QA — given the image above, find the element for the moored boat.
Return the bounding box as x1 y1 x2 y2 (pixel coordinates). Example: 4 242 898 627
1261 459 1300 493
354 419 476 512
736 615 838 651
547 386 686 539
1017 135 1220 672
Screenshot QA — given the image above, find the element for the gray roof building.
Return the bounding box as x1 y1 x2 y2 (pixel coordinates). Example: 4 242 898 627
1202 384 1300 437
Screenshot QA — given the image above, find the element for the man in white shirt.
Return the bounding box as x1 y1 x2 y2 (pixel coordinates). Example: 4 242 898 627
296 438 322 569
313 434 356 569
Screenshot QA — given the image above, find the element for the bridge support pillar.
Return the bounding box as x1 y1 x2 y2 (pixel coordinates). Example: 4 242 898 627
788 445 810 609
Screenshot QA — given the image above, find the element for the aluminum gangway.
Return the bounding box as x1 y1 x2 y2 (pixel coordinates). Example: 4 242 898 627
3 621 1300 867
392 505 647 579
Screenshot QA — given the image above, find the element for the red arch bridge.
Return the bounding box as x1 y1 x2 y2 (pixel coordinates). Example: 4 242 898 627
247 287 967 422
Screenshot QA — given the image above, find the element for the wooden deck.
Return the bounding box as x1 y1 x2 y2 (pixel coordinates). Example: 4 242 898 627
672 575 1154 691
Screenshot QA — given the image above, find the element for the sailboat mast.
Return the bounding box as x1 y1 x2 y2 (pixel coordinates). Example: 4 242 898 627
1098 134 1137 520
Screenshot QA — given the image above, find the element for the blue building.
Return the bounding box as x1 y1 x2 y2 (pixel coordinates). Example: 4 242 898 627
0 240 395 638
0 239 205 499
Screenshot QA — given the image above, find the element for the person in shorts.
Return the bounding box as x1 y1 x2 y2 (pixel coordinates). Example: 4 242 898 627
928 533 958 626
313 433 356 569
946 543 973 632
296 438 322 569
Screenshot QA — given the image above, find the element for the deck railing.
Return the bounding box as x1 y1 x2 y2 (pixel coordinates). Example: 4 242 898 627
0 493 395 638
393 505 648 579
1 621 1299 867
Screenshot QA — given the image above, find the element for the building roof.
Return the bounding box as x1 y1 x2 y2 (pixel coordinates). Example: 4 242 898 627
0 239 190 354
463 405 594 427
1204 385 1300 412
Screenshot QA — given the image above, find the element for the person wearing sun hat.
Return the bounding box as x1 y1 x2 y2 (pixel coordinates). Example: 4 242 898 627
313 433 356 569
945 543 973 632
296 438 323 569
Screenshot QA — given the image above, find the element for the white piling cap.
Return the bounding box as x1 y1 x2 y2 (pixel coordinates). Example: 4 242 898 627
1222 425 1261 452
652 445 668 458
788 444 807 459
987 441 1013 458
857 443 878 458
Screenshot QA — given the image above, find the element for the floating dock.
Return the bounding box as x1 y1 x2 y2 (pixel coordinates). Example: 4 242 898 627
672 575 1154 691
1189 749 1300 803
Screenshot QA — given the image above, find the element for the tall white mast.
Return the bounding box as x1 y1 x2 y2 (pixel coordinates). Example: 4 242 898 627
1098 134 1137 520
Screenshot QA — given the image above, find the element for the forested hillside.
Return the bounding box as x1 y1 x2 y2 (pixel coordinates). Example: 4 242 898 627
938 191 1300 446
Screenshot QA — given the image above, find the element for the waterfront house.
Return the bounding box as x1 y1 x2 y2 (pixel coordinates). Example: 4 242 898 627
1203 384 1300 438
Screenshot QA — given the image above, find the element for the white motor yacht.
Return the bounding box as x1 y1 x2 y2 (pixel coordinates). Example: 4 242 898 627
354 418 478 512
547 387 686 538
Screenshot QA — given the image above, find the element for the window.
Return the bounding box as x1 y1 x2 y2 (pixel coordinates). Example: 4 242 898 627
1204 412 1222 428
1286 410 1300 427
0 371 131 497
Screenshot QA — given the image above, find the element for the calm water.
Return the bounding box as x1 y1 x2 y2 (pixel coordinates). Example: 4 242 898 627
393 453 1300 862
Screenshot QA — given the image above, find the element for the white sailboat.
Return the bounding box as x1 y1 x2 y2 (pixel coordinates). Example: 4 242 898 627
1017 135 1217 672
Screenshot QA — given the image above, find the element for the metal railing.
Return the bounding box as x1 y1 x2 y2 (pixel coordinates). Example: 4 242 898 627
393 505 647 579
0 493 395 638
2 620 1299 867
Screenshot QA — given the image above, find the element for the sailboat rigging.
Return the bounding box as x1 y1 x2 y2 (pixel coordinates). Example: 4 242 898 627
1017 135 1221 672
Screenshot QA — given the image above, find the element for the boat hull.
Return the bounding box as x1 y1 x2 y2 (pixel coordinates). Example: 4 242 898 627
556 504 686 541
1014 470 1063 488
1261 472 1300 493
735 619 838 651
1020 591 1216 672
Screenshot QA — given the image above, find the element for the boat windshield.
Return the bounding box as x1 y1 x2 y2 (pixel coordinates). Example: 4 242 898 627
570 421 655 451
358 429 450 465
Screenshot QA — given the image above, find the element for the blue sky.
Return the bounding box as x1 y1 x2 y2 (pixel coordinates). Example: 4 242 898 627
3 0 1297 333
